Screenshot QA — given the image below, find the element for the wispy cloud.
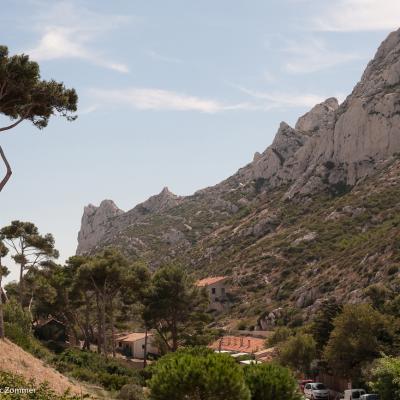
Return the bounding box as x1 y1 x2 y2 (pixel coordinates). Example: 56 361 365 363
314 0 400 32
147 50 183 64
27 2 130 73
230 84 328 109
89 88 250 113
283 38 361 74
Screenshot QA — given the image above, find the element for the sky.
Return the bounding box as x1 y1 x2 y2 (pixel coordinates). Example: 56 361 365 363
1 0 399 282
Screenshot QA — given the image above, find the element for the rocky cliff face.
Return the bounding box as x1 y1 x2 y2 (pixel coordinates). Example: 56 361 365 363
235 29 400 199
76 29 400 325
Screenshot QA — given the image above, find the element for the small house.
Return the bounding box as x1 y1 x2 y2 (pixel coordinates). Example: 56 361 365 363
196 276 228 311
34 317 67 343
116 332 158 359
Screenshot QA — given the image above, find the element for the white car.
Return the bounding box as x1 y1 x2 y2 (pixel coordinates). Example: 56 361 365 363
304 382 330 399
341 389 367 400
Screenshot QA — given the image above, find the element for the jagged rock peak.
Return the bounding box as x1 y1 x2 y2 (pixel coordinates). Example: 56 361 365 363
77 199 124 254
295 97 339 132
134 186 181 214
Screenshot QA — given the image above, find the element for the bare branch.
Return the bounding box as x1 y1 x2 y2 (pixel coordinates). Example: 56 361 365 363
0 116 26 133
0 145 12 192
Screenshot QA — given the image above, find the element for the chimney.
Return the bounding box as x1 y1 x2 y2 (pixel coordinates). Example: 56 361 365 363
240 337 244 347
248 339 251 348
228 337 231 345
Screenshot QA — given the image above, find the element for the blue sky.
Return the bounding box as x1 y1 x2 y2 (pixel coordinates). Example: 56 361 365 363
1 0 399 281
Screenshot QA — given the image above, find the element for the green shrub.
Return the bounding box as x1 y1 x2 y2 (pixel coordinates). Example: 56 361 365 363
4 322 32 349
148 347 250 400
3 299 31 335
55 349 141 391
118 384 145 400
267 326 293 347
368 356 400 400
244 363 301 400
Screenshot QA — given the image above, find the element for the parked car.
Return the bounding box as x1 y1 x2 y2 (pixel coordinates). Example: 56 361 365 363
341 389 367 399
360 395 379 400
304 382 330 399
299 379 314 393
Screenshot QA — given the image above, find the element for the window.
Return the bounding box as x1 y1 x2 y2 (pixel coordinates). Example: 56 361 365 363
142 344 145 349
211 288 216 294
305 384 311 390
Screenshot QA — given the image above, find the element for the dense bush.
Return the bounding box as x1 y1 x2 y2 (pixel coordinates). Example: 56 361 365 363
0 371 80 399
244 363 301 400
278 333 317 375
55 348 142 391
118 384 145 400
3 298 52 361
148 347 251 400
368 356 400 400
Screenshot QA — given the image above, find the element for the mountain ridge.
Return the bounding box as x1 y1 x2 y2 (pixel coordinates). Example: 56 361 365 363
76 28 400 325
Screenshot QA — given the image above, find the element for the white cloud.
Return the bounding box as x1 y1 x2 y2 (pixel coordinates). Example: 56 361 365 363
283 38 361 74
314 0 400 32
231 84 327 109
89 88 250 113
27 2 130 73
147 50 183 64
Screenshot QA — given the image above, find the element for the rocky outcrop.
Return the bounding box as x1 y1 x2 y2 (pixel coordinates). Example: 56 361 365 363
232 29 400 198
77 200 124 254
76 187 182 255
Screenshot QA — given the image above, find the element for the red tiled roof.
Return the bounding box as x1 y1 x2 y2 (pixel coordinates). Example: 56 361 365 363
196 276 227 287
209 336 265 354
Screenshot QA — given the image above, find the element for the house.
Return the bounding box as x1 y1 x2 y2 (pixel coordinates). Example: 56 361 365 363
116 332 159 359
34 317 67 343
196 276 228 311
209 336 266 354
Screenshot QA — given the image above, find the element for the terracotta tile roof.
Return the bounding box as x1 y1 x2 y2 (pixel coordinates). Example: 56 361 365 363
209 336 265 354
196 276 227 287
118 332 153 343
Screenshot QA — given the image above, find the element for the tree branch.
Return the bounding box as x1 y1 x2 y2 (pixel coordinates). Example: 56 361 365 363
0 145 12 193
0 116 26 132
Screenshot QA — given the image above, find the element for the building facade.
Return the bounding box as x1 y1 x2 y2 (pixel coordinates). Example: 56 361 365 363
196 276 228 311
117 332 158 359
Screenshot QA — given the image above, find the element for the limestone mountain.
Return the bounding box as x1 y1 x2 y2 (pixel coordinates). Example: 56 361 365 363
77 29 400 326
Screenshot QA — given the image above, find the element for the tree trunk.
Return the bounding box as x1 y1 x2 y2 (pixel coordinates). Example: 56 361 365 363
0 274 4 340
101 293 108 357
19 262 25 305
171 321 178 352
143 328 148 368
96 292 102 354
110 298 116 357
83 293 91 350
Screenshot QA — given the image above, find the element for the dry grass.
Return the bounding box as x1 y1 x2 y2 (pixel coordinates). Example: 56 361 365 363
0 339 86 396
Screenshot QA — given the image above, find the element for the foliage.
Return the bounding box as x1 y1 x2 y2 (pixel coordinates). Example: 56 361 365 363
311 298 342 351
323 303 395 379
244 363 301 400
368 356 400 400
278 333 317 375
143 265 211 352
0 371 80 399
267 326 293 347
55 348 142 391
148 347 251 400
118 384 145 400
3 299 32 335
